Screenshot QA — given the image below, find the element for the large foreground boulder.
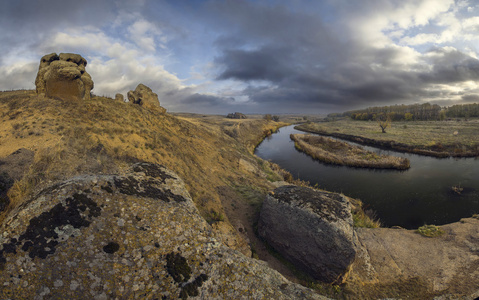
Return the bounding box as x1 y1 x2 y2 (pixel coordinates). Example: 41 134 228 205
258 185 359 284
35 53 93 101
127 84 166 113
0 163 326 299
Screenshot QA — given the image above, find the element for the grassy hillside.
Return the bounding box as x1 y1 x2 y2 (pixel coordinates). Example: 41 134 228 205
0 90 291 256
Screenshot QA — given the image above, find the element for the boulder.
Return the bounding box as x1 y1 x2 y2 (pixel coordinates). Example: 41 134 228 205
127 84 166 113
258 185 359 284
0 163 326 299
35 53 93 101
226 112 247 119
115 93 124 102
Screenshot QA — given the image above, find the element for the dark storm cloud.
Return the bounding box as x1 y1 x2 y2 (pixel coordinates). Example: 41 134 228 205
181 93 232 106
2 0 478 113
209 1 414 111
208 1 479 112
216 46 294 82
462 94 479 102
420 48 479 83
0 0 115 49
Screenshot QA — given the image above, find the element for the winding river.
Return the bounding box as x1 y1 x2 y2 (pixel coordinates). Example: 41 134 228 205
255 125 479 229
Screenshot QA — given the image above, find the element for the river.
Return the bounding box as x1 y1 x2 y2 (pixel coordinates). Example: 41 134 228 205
255 125 479 229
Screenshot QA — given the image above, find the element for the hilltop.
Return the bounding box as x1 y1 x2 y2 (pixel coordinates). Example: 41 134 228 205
0 89 291 255
0 89 332 298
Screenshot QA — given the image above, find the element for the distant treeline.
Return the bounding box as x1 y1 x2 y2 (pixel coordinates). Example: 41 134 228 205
328 103 479 121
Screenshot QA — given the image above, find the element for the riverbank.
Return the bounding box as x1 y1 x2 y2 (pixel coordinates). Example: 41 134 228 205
291 134 410 170
296 119 479 158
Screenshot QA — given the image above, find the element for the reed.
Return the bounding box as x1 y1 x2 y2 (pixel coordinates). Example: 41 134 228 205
290 134 410 170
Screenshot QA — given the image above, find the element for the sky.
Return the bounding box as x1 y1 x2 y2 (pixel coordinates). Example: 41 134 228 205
2 0 479 114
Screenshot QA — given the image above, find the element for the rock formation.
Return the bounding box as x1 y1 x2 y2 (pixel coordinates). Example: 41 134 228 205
0 163 326 299
35 53 93 101
349 221 479 298
258 185 359 284
115 93 124 102
226 112 247 119
127 84 166 113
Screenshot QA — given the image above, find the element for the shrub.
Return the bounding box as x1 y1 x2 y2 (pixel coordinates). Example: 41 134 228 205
416 225 444 237
206 209 225 224
352 210 381 228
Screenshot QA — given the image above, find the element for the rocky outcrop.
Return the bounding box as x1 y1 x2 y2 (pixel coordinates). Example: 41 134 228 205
127 84 166 113
258 185 359 284
348 220 479 299
35 53 94 101
0 163 326 299
227 112 247 119
115 93 124 102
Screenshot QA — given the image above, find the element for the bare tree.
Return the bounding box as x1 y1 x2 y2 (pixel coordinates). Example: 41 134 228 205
377 115 391 133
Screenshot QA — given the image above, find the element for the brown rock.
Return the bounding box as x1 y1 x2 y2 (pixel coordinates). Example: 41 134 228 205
35 53 93 101
115 93 124 102
348 220 479 298
127 84 166 113
227 112 247 119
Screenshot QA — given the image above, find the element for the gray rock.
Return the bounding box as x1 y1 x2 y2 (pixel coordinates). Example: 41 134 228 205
258 185 359 284
0 163 327 299
35 53 93 101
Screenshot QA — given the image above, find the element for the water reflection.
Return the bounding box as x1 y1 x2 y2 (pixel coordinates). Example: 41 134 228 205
255 125 479 229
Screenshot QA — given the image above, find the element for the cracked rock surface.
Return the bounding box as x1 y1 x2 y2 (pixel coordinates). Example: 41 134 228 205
258 185 359 284
0 163 326 299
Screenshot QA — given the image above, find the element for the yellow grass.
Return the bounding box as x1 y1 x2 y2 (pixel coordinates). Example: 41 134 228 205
291 134 410 169
0 91 286 227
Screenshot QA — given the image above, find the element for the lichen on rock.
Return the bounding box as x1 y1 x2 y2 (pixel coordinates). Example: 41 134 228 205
0 163 326 299
258 185 359 284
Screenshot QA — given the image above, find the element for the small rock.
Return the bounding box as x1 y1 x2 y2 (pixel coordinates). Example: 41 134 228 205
115 93 124 102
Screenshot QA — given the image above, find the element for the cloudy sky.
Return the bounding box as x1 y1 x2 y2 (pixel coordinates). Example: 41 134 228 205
2 0 479 114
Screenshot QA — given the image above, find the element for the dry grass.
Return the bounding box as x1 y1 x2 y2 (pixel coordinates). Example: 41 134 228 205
297 119 479 157
291 134 410 169
0 90 384 298
0 90 286 234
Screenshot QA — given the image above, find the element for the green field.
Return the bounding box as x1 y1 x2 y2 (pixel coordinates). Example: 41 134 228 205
296 118 479 157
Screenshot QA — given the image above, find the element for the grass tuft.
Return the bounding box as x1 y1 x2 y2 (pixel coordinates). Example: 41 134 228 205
352 210 381 228
416 225 444 237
